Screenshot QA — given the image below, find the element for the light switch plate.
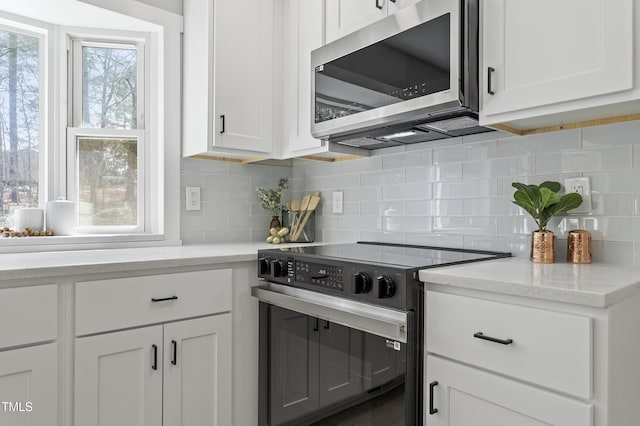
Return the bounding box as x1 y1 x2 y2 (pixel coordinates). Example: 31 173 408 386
564 177 591 213
332 191 343 214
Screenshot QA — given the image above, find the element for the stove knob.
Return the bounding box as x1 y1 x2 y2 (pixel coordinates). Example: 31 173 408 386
377 276 395 299
258 257 271 275
272 259 287 278
354 272 371 294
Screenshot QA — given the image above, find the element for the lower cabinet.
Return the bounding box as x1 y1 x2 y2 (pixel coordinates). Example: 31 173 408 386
75 314 231 426
0 343 57 426
425 355 593 426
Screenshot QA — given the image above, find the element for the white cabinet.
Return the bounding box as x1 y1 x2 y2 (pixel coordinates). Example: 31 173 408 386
280 0 327 158
481 0 635 130
426 356 593 426
424 289 640 426
0 344 58 426
75 327 163 426
325 0 421 43
163 315 232 426
183 0 275 158
74 269 233 426
75 316 231 426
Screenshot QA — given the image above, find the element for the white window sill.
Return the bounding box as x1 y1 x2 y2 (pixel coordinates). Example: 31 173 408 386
0 234 179 254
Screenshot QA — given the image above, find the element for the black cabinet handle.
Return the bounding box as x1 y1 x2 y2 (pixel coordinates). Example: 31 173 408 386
474 332 513 345
390 0 396 2
375 0 383 9
151 296 178 303
429 381 438 415
151 344 158 371
313 318 319 332
171 340 177 365
220 114 225 133
323 321 330 330
487 67 495 95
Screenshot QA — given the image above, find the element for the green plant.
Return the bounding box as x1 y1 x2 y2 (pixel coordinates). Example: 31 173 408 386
511 181 583 231
256 177 289 215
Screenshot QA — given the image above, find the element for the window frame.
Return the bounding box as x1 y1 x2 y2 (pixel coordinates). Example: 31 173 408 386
64 29 152 235
0 17 48 217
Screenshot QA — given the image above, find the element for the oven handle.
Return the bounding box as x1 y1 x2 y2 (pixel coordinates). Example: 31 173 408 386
251 283 408 343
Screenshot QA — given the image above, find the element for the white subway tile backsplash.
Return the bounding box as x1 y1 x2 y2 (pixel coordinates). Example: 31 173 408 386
582 120 640 148
433 179 496 199
561 146 632 172
181 121 640 265
591 193 634 216
433 141 496 164
433 216 496 235
497 129 581 157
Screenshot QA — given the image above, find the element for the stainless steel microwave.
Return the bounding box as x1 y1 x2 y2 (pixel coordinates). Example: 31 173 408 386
311 0 493 150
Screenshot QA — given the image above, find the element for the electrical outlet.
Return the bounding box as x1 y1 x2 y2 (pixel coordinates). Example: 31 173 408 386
186 187 201 211
564 177 591 214
332 191 343 214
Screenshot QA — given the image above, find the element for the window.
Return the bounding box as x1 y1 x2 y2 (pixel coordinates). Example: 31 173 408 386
0 26 43 228
68 38 145 233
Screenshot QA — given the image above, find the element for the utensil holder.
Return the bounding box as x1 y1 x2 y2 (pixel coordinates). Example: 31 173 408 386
282 209 315 243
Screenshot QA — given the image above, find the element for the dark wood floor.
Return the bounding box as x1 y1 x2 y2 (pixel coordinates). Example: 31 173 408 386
310 385 405 426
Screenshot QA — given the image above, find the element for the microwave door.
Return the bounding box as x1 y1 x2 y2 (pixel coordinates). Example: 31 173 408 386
311 0 462 139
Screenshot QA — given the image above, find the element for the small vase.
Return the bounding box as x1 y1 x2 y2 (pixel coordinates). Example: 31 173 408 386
530 230 555 263
269 216 281 229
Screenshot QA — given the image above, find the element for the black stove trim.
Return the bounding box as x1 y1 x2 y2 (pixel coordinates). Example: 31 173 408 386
356 241 512 257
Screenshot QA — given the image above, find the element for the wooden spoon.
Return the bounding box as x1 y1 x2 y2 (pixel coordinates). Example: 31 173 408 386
292 194 320 241
291 195 310 239
288 198 301 237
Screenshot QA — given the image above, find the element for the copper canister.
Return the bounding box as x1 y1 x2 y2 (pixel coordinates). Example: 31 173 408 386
531 231 556 263
567 230 591 264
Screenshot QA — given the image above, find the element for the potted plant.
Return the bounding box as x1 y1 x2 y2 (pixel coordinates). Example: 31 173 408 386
256 177 289 230
511 181 583 263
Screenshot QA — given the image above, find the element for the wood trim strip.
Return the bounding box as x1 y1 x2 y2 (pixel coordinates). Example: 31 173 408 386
492 113 640 137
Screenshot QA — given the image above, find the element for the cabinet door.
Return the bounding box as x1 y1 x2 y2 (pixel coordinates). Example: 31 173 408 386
163 314 232 426
318 321 363 407
0 344 57 426
425 356 593 426
269 306 319 425
482 0 633 121
213 0 274 153
325 0 387 44
281 0 326 157
75 326 163 426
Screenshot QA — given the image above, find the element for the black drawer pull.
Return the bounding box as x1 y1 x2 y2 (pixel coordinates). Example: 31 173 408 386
375 0 383 9
220 114 225 133
474 332 513 345
429 381 438 415
171 340 177 365
151 296 178 303
151 344 158 371
487 67 495 95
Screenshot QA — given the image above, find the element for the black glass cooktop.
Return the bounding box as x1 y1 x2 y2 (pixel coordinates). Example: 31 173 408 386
265 241 510 269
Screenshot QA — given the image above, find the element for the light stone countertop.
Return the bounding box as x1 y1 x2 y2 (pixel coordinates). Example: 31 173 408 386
0 242 315 281
418 257 640 308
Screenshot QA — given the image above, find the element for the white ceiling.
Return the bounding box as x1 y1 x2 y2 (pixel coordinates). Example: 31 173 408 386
0 0 160 30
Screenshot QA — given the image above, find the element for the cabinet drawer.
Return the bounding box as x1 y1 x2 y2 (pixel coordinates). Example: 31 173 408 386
76 269 232 336
0 285 57 349
426 292 592 399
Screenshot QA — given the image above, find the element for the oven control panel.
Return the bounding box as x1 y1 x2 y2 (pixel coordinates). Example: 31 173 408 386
295 261 344 291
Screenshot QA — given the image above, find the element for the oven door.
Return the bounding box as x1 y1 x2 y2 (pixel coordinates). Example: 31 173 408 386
253 283 420 426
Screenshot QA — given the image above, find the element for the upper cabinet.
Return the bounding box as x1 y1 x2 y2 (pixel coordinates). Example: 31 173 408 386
280 0 327 158
481 0 638 132
325 0 421 44
183 0 275 158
